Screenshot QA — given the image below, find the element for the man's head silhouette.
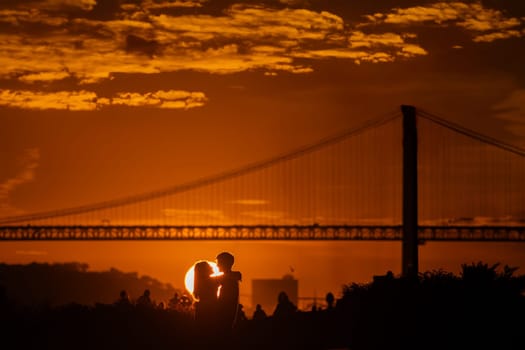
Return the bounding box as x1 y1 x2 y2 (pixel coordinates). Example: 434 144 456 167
216 251 234 272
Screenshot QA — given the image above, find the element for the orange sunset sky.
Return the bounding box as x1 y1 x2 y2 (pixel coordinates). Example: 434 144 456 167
1 0 525 307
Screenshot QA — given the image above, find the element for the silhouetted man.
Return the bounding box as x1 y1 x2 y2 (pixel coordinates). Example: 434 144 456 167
114 289 132 308
252 303 267 321
136 289 153 307
216 251 242 334
273 291 297 319
325 292 335 310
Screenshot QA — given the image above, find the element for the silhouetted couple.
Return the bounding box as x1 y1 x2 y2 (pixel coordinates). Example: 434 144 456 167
193 251 242 344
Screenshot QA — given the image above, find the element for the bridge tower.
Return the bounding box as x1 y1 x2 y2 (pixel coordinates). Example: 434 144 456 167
401 105 418 280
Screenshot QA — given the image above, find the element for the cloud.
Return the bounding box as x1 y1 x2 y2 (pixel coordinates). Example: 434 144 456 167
15 250 48 256
0 9 68 26
241 210 286 220
228 199 269 205
363 2 524 43
18 71 72 83
472 30 522 43
150 5 344 41
0 89 207 110
0 148 40 217
162 208 226 221
293 49 395 64
47 0 97 11
0 89 102 110
143 0 206 9
349 31 406 48
126 34 160 56
112 90 207 109
11 0 98 11
121 0 205 12
367 2 510 27
348 31 428 60
0 0 96 12
279 0 309 6
0 2 434 85
292 30 428 65
382 2 471 24
2 1 518 91
457 9 520 32
400 44 428 56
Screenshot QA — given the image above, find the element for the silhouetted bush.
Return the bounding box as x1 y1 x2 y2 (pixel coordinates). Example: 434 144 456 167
337 261 525 350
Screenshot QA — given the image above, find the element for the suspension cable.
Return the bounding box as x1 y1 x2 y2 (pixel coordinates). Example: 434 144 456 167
418 109 525 158
0 109 401 224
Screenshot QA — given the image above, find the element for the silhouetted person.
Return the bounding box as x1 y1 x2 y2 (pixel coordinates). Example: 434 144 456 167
136 288 153 307
114 289 131 308
216 252 242 334
325 292 335 310
236 303 247 324
179 293 193 311
193 260 219 330
273 291 297 319
0 285 7 311
320 292 339 349
168 292 179 310
252 303 267 321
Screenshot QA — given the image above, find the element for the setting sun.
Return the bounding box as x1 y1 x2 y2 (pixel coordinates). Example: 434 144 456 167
184 260 221 297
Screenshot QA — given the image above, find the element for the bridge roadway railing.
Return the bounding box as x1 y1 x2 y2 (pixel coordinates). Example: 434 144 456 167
0 225 524 241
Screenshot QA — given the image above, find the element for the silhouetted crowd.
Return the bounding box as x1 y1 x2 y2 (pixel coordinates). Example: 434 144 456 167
1 261 524 350
113 288 193 311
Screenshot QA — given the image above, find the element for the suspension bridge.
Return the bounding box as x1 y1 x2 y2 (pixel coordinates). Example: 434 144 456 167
1 105 525 277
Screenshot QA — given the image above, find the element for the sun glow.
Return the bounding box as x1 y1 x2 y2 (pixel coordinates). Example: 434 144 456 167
184 260 221 297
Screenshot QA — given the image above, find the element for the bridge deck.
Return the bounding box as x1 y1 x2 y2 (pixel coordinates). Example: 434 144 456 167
1 225 524 241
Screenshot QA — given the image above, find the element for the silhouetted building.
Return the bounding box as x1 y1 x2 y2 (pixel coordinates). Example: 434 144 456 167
251 274 298 313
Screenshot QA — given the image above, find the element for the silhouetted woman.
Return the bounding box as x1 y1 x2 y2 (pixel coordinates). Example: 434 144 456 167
193 260 219 332
273 291 297 319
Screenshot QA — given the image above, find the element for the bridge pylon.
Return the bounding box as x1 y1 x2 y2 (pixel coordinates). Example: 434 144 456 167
401 105 418 280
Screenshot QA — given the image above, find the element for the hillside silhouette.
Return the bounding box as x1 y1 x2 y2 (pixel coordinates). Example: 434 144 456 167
0 262 180 307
